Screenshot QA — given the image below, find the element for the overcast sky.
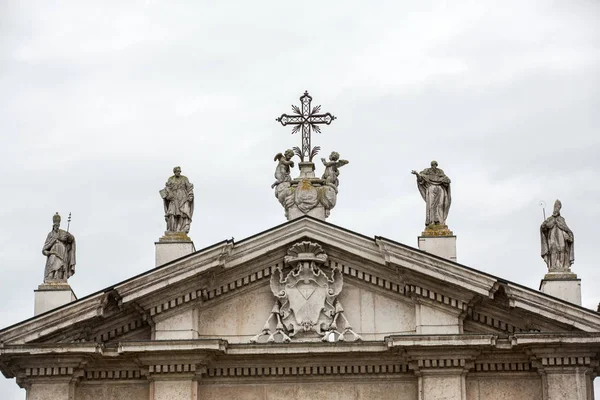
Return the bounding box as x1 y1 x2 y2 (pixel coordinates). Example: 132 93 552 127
1 1 599 398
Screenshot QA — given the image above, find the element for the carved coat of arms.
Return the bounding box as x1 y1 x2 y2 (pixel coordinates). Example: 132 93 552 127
251 242 360 343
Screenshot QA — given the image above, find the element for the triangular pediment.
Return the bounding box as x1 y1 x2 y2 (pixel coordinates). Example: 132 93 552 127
2 217 599 347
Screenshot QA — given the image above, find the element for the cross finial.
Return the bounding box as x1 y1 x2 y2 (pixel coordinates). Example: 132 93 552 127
276 91 336 162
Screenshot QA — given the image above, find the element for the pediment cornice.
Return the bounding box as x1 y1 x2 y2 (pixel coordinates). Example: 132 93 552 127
2 217 600 346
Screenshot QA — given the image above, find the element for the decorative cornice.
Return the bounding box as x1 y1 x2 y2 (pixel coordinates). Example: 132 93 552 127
206 363 410 378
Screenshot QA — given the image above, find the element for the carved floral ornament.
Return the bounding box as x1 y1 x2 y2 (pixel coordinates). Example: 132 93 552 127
251 241 360 343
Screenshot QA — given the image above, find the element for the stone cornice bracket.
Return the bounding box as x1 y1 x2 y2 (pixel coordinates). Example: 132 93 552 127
488 281 501 299
96 289 123 318
217 240 234 269
375 238 392 264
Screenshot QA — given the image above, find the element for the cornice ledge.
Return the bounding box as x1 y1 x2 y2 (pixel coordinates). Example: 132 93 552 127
510 332 600 347
386 334 496 348
0 342 103 356
226 222 385 270
116 244 229 304
117 339 226 354
505 284 600 332
375 238 496 297
227 342 387 356
0 293 105 344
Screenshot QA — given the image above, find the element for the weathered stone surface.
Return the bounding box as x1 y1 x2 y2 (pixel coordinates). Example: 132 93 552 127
153 380 196 400
539 276 581 305
34 284 76 316
198 382 419 400
467 377 543 400
76 383 149 400
155 239 195 267
418 235 457 261
27 382 73 400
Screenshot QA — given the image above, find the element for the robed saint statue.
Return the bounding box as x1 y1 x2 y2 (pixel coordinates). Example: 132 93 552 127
42 212 76 283
540 200 574 272
160 166 194 234
411 160 452 227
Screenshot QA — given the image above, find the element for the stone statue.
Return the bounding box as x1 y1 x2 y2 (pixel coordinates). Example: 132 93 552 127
160 166 194 234
271 150 295 188
42 212 76 283
541 200 574 272
321 151 349 191
411 161 452 228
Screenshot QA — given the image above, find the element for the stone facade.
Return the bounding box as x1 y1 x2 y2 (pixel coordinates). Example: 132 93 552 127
1 218 598 399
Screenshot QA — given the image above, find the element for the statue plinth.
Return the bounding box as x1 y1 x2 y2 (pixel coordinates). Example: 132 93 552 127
298 162 316 178
418 224 457 262
34 283 77 316
159 231 192 242
539 271 581 305
421 224 454 237
155 232 195 267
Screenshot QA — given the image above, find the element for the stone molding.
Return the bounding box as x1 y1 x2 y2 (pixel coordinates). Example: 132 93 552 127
84 369 144 380
539 357 593 367
206 363 410 379
473 361 533 372
25 366 75 377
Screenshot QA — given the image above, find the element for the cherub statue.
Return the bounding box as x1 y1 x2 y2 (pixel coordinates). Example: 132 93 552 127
321 151 349 189
271 149 295 189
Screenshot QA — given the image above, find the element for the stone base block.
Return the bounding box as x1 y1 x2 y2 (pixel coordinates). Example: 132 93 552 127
34 284 77 316
539 273 581 305
287 205 327 220
418 235 457 262
155 238 195 267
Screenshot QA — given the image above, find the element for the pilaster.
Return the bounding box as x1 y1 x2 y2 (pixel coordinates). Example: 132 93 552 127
532 350 597 400
147 362 203 400
17 364 82 400
409 353 475 400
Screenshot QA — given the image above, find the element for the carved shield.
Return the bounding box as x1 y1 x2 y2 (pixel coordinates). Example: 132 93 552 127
285 279 328 331
294 179 319 213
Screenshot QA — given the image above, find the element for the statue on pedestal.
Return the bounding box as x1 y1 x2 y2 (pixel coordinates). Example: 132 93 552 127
541 200 574 273
42 213 76 283
160 166 194 235
411 161 452 234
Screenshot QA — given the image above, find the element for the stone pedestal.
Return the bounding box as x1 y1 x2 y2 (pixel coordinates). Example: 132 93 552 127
539 272 581 305
298 161 316 178
418 226 457 261
155 232 196 267
34 284 77 316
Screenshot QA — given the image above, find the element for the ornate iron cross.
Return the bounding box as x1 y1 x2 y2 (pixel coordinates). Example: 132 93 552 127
276 91 336 162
